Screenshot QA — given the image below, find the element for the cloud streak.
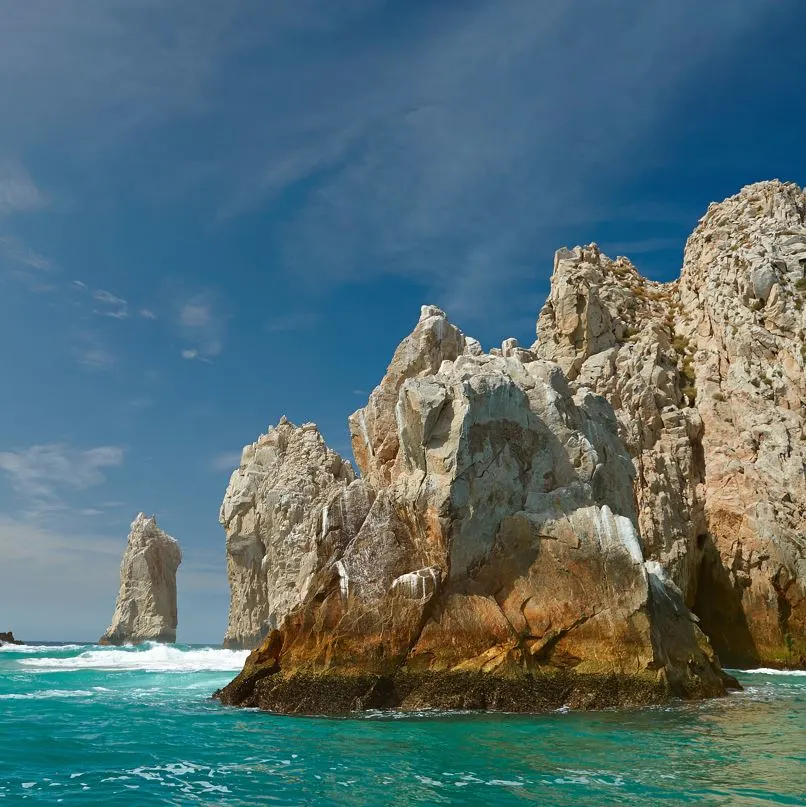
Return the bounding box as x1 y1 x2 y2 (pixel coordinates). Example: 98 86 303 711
0 443 124 501
71 331 117 370
0 159 44 214
93 288 129 319
0 1 783 324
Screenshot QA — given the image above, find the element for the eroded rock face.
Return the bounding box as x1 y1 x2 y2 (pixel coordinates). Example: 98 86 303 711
535 180 806 666
221 417 366 648
217 305 730 714
100 513 181 645
534 246 707 610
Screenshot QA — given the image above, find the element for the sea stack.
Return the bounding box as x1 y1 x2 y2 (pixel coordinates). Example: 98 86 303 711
100 513 182 645
0 631 22 646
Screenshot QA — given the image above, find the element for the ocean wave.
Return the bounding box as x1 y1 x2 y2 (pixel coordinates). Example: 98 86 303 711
19 645 249 673
737 668 806 677
0 689 96 700
0 643 84 653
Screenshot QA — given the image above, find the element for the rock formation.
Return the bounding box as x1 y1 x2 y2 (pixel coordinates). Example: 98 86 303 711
100 513 182 645
534 180 806 667
220 418 363 648
0 631 22 645
217 180 806 714
217 304 734 714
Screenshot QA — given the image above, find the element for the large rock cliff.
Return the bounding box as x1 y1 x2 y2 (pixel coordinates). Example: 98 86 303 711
100 513 182 645
217 306 732 714
534 180 806 666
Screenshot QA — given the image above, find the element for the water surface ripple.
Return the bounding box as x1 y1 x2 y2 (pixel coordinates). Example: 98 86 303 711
1 643 803 805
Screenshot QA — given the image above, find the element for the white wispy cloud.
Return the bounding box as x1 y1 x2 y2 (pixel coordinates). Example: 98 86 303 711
0 0 784 329
0 443 124 500
0 160 52 291
92 288 129 319
71 331 117 370
179 299 212 328
0 234 50 270
139 307 157 320
0 232 54 292
259 1 773 320
0 159 44 214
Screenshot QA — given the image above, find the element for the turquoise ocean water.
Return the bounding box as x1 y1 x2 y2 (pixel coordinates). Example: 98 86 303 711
0 643 803 805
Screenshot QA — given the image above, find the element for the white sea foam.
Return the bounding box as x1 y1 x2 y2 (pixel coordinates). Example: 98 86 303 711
0 689 96 700
0 643 84 653
19 644 249 673
737 668 806 677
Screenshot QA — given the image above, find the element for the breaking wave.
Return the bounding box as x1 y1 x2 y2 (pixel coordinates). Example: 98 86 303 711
0 689 97 700
736 667 806 677
19 643 249 673
0 643 83 653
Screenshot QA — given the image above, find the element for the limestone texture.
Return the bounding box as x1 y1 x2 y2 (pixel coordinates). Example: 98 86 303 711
534 180 806 667
218 303 735 714
220 418 364 649
100 513 181 645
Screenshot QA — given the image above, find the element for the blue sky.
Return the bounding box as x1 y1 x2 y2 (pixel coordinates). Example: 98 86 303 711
0 0 804 643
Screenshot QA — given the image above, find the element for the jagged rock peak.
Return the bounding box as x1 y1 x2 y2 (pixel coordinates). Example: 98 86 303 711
99 513 181 645
693 179 805 230
221 417 367 649
534 243 678 381
348 304 471 486
535 179 806 666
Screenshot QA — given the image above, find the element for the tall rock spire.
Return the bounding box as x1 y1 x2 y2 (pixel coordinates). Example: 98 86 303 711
100 513 181 645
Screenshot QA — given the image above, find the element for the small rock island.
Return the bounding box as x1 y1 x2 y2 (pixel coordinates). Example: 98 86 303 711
215 180 806 715
100 513 182 645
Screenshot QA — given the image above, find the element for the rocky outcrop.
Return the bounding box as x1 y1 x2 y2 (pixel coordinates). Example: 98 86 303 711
99 513 182 645
0 631 22 645
217 305 733 714
220 418 364 648
534 180 806 667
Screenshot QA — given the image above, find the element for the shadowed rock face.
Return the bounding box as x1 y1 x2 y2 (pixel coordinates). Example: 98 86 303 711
534 181 806 667
217 305 732 714
100 513 181 645
0 631 22 645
